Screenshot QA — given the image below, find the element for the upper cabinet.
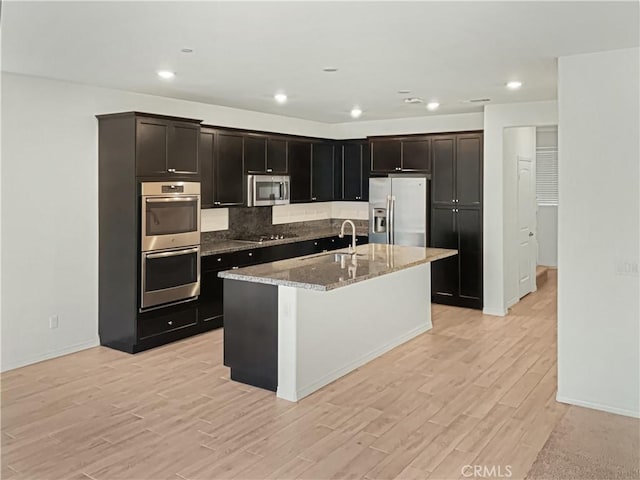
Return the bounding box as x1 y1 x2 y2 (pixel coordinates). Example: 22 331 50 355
431 132 483 206
370 138 402 172
369 135 430 173
334 141 367 201
288 141 312 203
266 138 288 173
311 142 334 202
135 116 200 177
214 131 245 206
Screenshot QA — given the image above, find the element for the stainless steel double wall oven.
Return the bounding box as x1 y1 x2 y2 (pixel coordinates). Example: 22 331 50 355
140 182 201 310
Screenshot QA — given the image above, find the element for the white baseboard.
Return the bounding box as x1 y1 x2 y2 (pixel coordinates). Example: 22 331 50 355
292 324 431 401
1 338 100 372
482 306 507 316
506 296 519 309
556 395 640 419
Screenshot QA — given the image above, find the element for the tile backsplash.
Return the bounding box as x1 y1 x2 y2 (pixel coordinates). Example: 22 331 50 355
201 201 369 235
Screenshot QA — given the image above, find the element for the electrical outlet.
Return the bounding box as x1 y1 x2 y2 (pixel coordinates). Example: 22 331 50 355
615 260 639 277
49 315 59 329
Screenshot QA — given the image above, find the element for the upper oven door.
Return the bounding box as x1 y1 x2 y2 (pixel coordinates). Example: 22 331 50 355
250 175 290 206
141 182 201 251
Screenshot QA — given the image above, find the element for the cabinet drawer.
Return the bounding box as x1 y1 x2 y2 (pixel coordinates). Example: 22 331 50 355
138 306 198 340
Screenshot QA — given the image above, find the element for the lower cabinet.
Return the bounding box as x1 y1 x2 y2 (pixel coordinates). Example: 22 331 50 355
430 206 482 309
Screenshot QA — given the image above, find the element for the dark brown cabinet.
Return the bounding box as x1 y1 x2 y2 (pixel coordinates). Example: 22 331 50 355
430 131 483 309
214 132 245 206
267 138 288 173
334 141 367 201
370 138 402 172
370 136 430 173
244 135 267 173
136 116 200 177
289 141 312 202
199 128 215 207
311 142 334 201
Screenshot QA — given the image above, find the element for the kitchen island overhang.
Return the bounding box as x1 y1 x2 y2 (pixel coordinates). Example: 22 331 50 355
219 244 457 402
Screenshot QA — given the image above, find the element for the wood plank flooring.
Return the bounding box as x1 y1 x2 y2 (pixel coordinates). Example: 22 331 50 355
1 272 564 479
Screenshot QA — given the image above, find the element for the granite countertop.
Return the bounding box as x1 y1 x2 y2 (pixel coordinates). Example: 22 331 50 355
200 228 367 256
218 244 458 291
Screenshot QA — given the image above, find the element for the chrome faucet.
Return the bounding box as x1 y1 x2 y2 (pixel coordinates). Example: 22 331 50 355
339 219 357 254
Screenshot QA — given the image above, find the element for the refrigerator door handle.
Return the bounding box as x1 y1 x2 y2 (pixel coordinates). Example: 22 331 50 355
386 195 392 244
391 196 396 244
388 195 396 244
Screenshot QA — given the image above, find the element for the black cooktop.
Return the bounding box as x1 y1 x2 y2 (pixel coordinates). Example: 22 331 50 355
236 233 299 243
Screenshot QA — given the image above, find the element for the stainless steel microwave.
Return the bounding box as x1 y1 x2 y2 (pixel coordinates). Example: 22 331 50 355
247 175 290 207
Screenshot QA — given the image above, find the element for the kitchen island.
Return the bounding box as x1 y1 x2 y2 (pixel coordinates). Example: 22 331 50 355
219 243 457 402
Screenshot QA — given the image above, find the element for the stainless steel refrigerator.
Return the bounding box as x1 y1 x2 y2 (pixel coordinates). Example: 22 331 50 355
369 176 430 246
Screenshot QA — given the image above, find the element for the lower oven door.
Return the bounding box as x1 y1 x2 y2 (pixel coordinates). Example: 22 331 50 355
141 246 200 310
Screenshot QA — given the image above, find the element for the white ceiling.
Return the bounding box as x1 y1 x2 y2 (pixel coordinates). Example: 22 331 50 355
2 1 638 123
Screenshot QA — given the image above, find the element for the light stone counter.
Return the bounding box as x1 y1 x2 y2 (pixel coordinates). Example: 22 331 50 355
218 244 457 291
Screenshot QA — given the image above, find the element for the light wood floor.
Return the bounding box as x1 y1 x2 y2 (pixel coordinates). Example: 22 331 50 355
2 272 564 480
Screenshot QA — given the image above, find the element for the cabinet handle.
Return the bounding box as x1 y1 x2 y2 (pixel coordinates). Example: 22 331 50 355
331 239 335 242
248 252 253 256
167 168 176 173
168 321 173 326
312 197 317 201
266 168 273 173
232 266 239 270
314 242 318 246
214 201 221 205
217 258 222 262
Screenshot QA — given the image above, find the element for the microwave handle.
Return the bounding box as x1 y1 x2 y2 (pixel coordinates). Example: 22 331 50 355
146 247 199 259
282 181 289 200
145 196 199 203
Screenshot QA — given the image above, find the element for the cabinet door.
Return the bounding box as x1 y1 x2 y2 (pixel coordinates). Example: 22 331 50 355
215 132 244 206
361 141 370 201
343 143 363 200
199 128 215 207
431 135 456 205
370 139 402 172
456 134 483 206
266 138 288 173
312 142 334 201
199 269 224 322
430 206 458 298
136 117 169 176
402 137 430 171
244 135 267 173
168 122 199 175
288 141 312 203
456 208 482 303
333 144 344 200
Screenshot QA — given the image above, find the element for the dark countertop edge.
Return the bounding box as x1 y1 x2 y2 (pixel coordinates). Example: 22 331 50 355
217 249 458 291
201 230 369 256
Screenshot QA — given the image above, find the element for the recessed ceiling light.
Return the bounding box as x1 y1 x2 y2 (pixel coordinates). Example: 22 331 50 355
274 93 287 104
323 67 338 73
426 102 440 111
403 97 423 104
181 48 194 53
397 90 411 94
506 81 523 89
350 107 362 119
157 70 175 79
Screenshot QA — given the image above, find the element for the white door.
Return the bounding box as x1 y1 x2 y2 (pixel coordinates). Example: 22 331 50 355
518 155 537 298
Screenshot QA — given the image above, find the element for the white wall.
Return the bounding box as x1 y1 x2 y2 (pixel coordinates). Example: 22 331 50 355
0 73 336 371
483 100 557 316
332 112 483 139
537 206 557 267
557 47 640 418
503 126 536 308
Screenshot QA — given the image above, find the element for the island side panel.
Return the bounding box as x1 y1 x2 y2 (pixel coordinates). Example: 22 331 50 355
223 279 279 391
281 263 432 401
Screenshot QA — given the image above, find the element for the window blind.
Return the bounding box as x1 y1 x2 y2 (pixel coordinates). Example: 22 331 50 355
536 147 558 205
